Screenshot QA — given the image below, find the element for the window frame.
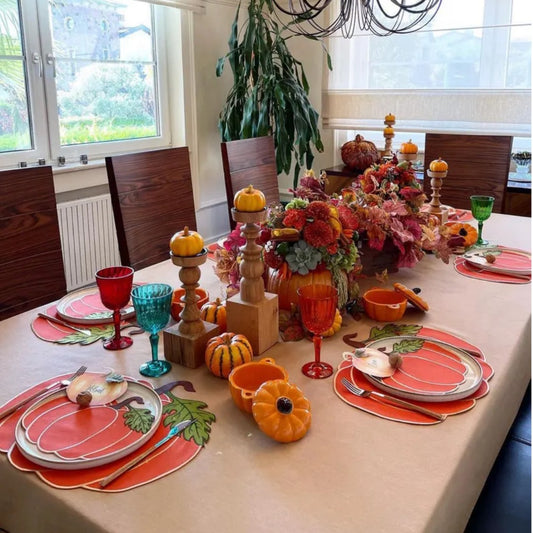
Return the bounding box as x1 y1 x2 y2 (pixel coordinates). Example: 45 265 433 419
0 0 172 170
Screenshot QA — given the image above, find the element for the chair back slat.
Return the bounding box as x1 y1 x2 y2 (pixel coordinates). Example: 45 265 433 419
0 166 66 320
106 147 197 270
221 136 280 228
423 133 513 213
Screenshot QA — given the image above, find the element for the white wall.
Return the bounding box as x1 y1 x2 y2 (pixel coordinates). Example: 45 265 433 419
51 1 332 244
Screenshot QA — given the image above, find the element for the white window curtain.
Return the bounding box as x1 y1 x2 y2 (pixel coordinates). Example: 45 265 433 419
323 0 531 137
136 0 206 14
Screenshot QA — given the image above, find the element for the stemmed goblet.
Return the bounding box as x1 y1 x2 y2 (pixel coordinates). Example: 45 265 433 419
95 266 134 350
297 284 338 379
131 283 173 377
470 195 495 247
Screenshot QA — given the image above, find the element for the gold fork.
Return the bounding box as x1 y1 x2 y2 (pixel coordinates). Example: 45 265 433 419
0 365 87 420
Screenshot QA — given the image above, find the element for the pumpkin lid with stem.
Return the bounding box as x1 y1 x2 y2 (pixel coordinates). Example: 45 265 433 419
393 283 429 312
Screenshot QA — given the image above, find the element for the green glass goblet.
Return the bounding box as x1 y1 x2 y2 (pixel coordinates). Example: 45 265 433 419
131 283 173 378
470 195 494 247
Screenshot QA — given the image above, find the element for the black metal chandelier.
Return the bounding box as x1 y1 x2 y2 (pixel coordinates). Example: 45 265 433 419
270 0 443 38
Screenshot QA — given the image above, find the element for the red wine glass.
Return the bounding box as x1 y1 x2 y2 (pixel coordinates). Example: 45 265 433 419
95 266 134 350
297 284 338 379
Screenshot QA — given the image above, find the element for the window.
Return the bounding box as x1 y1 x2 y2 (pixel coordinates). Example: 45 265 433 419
324 0 531 148
0 0 171 168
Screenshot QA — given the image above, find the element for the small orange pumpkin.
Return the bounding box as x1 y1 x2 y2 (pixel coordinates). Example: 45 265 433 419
252 379 311 443
429 157 448 172
384 126 394 135
170 226 204 257
205 332 253 378
200 297 227 332
233 185 266 212
448 223 478 247
322 308 342 337
385 112 396 122
400 139 418 154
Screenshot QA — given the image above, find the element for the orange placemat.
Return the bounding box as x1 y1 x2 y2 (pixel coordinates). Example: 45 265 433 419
336 325 493 425
454 257 531 284
0 377 215 492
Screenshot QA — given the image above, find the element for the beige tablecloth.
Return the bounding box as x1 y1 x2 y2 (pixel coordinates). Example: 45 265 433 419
0 213 530 533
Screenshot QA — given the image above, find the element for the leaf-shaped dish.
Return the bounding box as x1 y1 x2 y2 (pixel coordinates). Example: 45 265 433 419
56 286 136 325
361 336 483 402
15 380 162 469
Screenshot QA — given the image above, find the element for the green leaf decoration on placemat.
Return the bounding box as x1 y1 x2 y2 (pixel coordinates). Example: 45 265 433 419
163 392 216 447
56 325 115 345
123 405 156 434
391 338 424 354
85 311 113 320
367 323 422 342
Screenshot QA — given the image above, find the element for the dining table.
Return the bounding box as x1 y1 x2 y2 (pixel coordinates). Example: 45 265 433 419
0 212 530 533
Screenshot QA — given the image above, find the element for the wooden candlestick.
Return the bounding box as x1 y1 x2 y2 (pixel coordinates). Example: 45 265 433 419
163 249 220 368
426 170 448 224
226 208 278 355
383 116 396 158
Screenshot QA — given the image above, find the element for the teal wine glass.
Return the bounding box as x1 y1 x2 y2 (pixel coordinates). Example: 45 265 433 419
470 195 495 246
131 284 173 377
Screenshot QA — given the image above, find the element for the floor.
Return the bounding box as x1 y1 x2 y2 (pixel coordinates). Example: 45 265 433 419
465 383 531 532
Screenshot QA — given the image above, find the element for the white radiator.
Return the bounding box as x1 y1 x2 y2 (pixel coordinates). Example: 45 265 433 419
57 194 121 290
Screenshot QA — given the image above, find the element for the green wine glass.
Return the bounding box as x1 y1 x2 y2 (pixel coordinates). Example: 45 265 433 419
470 195 495 246
131 284 173 377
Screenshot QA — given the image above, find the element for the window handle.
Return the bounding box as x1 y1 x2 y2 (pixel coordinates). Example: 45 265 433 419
46 53 56 78
32 52 43 78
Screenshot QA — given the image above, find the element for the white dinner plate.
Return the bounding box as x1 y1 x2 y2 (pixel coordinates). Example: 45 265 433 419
56 285 136 325
15 380 162 470
361 336 483 403
463 247 531 276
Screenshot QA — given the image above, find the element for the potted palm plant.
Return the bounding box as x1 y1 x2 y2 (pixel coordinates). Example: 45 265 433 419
216 0 326 189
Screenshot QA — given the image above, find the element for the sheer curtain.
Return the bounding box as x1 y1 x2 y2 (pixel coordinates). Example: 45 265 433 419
323 0 531 140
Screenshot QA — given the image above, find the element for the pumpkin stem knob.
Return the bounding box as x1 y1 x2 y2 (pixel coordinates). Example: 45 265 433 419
276 396 294 415
246 185 254 193
183 226 190 235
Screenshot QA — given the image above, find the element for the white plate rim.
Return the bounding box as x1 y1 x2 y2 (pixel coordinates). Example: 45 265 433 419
56 285 136 325
463 247 531 275
362 336 483 403
15 380 162 470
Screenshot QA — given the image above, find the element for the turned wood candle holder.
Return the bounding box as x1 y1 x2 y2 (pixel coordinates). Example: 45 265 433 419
426 169 449 224
383 116 396 158
163 249 220 368
226 208 278 355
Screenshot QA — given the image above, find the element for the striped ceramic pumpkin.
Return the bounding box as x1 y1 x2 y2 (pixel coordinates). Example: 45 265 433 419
205 332 253 379
200 298 227 332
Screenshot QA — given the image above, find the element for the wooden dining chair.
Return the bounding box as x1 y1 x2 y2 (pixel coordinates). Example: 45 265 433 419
423 133 513 213
0 166 67 321
106 147 197 271
221 136 280 228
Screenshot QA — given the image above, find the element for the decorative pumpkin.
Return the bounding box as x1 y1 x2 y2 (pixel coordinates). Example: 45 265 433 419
400 139 418 154
429 157 448 172
448 223 478 247
322 308 342 337
385 112 396 122
200 297 227 332
170 226 204 257
252 379 311 443
341 134 379 171
266 269 333 311
233 185 266 212
383 126 394 135
205 332 253 378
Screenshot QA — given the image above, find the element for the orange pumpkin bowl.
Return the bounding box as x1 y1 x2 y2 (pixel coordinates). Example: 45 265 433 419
363 288 407 322
228 358 289 413
170 287 209 322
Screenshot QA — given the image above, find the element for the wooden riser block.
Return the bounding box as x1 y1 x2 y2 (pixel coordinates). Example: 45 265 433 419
163 321 221 368
226 292 279 356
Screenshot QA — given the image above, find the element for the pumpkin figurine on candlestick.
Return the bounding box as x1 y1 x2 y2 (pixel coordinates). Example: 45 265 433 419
227 185 279 355
397 139 418 163
426 157 449 224
163 226 221 368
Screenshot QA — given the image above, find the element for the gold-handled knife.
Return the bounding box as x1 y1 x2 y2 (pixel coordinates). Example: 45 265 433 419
37 313 91 336
99 419 195 488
